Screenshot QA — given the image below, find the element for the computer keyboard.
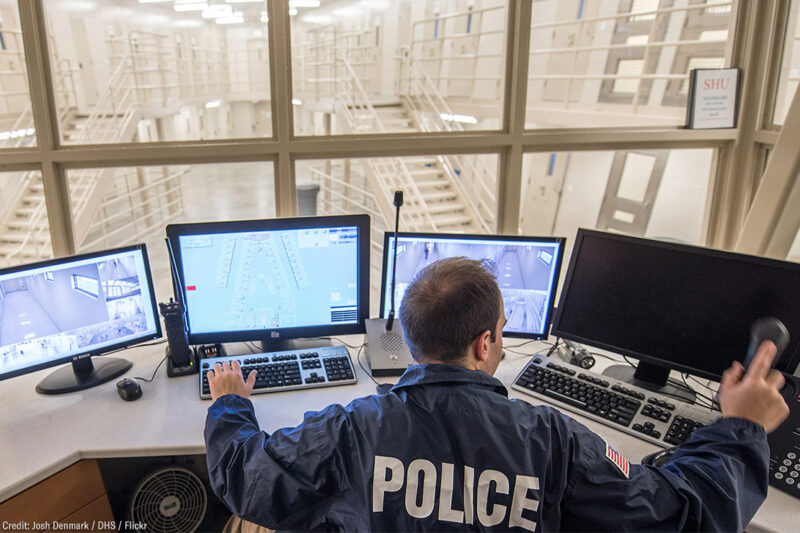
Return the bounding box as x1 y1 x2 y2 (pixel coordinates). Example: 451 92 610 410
512 355 719 447
199 345 357 399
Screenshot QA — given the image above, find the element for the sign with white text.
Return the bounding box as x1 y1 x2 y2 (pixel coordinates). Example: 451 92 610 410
685 68 740 129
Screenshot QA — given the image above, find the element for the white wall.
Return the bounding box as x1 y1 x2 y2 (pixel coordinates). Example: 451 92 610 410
645 149 712 244
520 149 713 251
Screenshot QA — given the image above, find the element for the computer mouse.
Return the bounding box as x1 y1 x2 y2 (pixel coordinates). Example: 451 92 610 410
117 378 142 401
642 446 676 467
744 317 790 370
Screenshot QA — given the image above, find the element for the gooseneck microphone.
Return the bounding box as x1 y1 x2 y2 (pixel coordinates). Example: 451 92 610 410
364 190 413 376
386 190 404 331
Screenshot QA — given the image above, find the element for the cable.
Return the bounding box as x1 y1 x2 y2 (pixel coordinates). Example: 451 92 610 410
613 356 719 410
543 338 561 358
355 343 381 385
680 374 720 410
503 339 540 350
329 336 366 350
685 374 719 394
503 338 561 357
133 355 168 383
589 350 622 363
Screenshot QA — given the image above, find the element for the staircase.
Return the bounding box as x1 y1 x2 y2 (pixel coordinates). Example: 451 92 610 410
320 51 493 236
0 55 144 266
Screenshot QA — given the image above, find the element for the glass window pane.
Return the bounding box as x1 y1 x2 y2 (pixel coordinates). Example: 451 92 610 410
296 153 499 311
774 1 800 125
527 1 735 128
0 171 50 266
43 1 271 145
70 162 275 301
0 1 36 149
519 149 714 253
291 1 507 136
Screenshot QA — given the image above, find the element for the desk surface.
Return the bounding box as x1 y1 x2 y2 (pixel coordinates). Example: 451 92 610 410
0 338 794 532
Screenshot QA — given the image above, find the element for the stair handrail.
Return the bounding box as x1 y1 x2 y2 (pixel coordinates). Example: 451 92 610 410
80 166 188 251
307 167 382 220
335 50 386 133
7 55 138 262
307 165 386 298
398 45 496 229
336 54 439 230
4 57 77 149
2 195 49 266
73 54 134 144
0 56 78 242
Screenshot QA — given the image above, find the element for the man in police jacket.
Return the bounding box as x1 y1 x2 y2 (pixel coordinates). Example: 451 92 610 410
205 257 789 531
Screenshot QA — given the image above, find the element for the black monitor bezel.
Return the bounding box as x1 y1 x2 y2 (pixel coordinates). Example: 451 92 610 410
166 214 370 345
551 228 800 380
0 243 162 382
380 231 566 340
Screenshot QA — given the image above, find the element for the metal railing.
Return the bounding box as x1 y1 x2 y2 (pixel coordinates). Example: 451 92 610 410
307 165 386 300
80 166 188 252
528 1 734 115
409 4 506 103
293 21 497 234
2 51 144 264
294 25 378 105
398 45 495 230
0 31 78 149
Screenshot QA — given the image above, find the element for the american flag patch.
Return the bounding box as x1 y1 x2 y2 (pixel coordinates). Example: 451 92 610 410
605 443 630 478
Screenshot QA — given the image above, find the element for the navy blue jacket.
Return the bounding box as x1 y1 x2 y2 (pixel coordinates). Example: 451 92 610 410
205 364 769 531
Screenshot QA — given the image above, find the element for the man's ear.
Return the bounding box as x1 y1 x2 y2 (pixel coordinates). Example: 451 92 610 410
471 330 492 362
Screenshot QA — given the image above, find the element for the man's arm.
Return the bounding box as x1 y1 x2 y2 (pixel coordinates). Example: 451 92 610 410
204 361 354 529
560 342 789 532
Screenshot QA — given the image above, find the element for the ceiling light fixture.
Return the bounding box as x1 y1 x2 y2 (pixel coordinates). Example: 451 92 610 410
289 0 321 7
440 113 478 124
216 14 245 24
174 2 208 12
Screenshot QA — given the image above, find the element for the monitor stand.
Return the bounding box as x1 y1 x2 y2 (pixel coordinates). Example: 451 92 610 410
36 356 132 395
602 361 696 404
259 337 334 352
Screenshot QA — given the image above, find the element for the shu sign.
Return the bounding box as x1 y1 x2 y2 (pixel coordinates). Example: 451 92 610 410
685 68 740 129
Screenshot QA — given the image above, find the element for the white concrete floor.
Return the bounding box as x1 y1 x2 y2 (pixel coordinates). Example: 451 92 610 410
145 162 277 304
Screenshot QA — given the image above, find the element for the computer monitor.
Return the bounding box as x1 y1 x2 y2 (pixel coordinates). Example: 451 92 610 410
380 232 565 339
166 215 370 349
0 244 161 394
552 229 800 400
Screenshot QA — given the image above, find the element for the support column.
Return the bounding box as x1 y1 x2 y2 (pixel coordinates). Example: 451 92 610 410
735 84 800 258
496 0 531 235
19 0 75 257
706 1 784 249
268 0 296 217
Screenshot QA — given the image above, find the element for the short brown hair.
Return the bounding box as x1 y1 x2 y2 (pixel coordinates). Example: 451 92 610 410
399 257 501 364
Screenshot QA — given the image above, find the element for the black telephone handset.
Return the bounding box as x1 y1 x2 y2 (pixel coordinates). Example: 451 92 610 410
743 317 790 371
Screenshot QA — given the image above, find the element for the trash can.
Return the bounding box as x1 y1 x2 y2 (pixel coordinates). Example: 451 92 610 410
296 182 320 216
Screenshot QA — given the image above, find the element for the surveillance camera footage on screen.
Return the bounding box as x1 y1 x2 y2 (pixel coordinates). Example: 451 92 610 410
178 226 361 334
0 250 158 376
383 235 564 338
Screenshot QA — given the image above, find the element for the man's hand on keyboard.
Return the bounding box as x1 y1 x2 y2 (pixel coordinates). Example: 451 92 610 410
719 341 790 433
207 360 257 402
